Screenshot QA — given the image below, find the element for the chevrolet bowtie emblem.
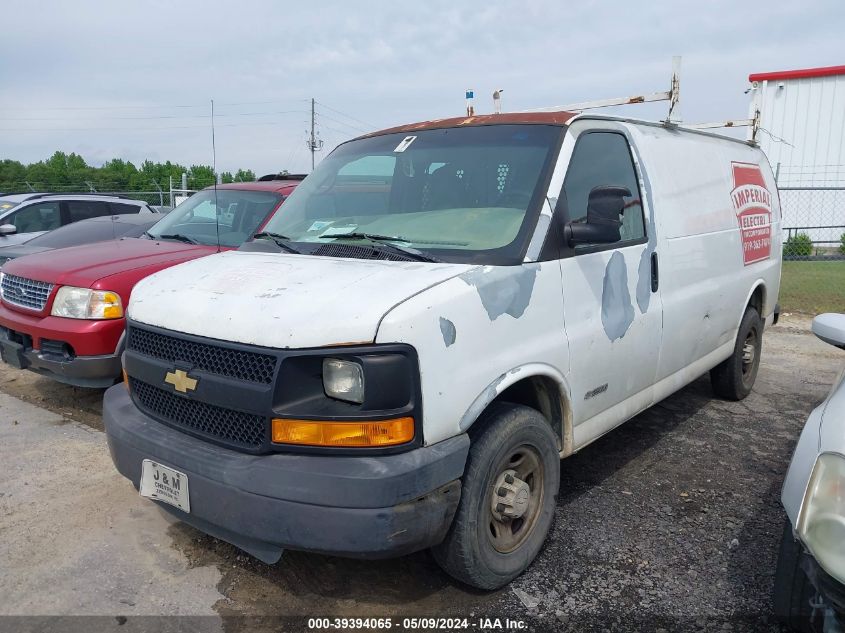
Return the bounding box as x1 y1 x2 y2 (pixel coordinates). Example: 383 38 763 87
164 369 198 394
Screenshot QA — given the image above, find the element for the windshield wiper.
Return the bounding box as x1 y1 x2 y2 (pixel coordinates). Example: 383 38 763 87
252 231 301 254
323 232 440 263
156 233 199 245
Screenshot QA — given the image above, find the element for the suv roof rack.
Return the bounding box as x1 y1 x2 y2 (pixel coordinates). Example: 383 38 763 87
256 173 308 182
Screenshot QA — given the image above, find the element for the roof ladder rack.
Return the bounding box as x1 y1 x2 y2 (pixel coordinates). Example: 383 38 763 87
685 86 762 144
526 56 683 124
525 55 762 144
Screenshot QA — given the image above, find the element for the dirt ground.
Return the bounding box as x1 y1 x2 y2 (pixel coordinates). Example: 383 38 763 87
0 314 842 632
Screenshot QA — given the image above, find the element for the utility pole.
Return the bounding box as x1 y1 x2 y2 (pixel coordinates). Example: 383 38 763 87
306 97 323 171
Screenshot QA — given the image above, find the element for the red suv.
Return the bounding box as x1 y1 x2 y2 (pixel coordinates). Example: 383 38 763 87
0 178 300 387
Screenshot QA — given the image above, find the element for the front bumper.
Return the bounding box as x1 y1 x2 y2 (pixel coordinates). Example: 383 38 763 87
103 385 469 562
0 325 121 388
804 553 845 615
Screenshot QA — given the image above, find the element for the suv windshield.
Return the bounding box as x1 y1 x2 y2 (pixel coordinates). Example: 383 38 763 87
146 189 282 247
260 125 561 264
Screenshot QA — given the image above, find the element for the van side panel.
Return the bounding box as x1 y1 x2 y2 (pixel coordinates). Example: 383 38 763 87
376 262 570 447
629 124 782 384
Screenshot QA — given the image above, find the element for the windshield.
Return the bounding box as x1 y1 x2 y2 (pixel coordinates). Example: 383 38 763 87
0 200 19 217
146 189 282 247
260 125 561 264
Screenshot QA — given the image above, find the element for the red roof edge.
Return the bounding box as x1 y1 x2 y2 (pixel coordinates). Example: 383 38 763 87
749 65 845 83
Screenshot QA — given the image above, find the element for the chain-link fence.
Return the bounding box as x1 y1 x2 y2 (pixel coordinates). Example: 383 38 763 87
776 164 845 261
779 186 845 260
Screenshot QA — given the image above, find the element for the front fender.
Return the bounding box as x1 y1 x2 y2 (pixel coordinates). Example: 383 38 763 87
376 263 570 446
457 363 573 455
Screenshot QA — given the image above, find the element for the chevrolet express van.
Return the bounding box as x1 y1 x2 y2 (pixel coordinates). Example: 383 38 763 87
104 111 781 590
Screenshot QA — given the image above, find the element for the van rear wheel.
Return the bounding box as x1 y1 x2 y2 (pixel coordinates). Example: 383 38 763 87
711 306 762 400
431 402 559 590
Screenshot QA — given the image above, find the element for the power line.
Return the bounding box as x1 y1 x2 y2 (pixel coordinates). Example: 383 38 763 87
0 98 311 112
315 111 370 135
0 120 308 132
315 101 378 130
318 123 362 139
0 109 308 122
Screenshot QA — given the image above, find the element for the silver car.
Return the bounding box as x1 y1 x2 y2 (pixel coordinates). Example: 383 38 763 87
776 313 845 630
0 193 157 246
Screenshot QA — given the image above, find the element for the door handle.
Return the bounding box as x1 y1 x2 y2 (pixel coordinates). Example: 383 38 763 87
650 251 659 292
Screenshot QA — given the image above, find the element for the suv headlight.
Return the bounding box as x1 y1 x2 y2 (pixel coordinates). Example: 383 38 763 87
51 286 123 320
798 452 845 583
322 358 364 403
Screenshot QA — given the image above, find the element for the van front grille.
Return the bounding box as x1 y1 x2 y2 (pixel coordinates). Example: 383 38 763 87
130 377 266 449
127 326 277 384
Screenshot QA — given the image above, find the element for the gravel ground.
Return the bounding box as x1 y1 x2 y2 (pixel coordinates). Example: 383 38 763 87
0 314 842 632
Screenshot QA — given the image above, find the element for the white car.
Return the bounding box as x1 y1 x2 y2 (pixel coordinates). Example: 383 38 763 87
103 111 782 590
0 193 158 246
776 313 845 630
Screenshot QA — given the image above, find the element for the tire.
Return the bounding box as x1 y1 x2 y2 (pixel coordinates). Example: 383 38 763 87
773 517 816 632
431 402 560 590
710 306 762 400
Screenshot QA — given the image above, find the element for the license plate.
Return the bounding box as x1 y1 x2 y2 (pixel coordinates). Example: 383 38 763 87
139 459 190 513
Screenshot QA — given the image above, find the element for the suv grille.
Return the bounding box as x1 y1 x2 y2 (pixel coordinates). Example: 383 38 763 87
0 274 53 311
128 326 277 384
130 378 266 449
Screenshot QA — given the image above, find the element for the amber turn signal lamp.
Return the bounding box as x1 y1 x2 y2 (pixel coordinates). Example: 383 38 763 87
271 417 414 447
122 368 129 390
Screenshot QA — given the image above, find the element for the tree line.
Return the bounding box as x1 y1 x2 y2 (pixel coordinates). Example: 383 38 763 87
0 151 257 194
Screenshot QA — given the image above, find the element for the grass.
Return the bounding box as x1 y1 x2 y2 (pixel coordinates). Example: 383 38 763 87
779 261 845 315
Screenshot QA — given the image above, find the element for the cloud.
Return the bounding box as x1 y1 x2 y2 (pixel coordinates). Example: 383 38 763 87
0 0 842 175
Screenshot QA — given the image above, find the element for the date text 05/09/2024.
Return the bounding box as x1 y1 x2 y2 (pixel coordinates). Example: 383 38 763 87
307 617 528 630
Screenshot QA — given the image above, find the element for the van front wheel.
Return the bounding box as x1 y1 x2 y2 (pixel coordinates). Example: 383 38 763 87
431 402 559 590
710 306 762 400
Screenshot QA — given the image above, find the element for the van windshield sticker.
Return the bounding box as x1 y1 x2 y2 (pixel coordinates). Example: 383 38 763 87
393 136 417 153
308 220 333 232
320 225 359 236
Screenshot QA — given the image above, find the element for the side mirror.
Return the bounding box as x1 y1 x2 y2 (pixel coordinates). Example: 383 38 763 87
565 185 631 246
0 224 16 236
812 313 845 350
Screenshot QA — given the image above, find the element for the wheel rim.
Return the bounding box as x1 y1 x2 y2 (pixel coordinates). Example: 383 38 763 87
486 445 544 554
741 327 758 381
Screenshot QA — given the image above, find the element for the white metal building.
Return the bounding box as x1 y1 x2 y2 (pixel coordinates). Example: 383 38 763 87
749 65 845 185
748 65 845 249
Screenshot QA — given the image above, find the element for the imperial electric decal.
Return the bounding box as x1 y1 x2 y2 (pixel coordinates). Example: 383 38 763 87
730 162 773 265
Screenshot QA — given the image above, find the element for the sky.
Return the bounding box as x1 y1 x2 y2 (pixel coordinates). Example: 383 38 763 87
1 0 843 179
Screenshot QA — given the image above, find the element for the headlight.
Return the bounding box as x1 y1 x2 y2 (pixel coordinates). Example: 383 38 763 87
797 452 845 583
322 358 364 403
0 257 9 268
51 286 123 320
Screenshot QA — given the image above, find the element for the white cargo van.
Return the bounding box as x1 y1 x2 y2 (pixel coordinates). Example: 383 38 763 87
104 111 781 590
